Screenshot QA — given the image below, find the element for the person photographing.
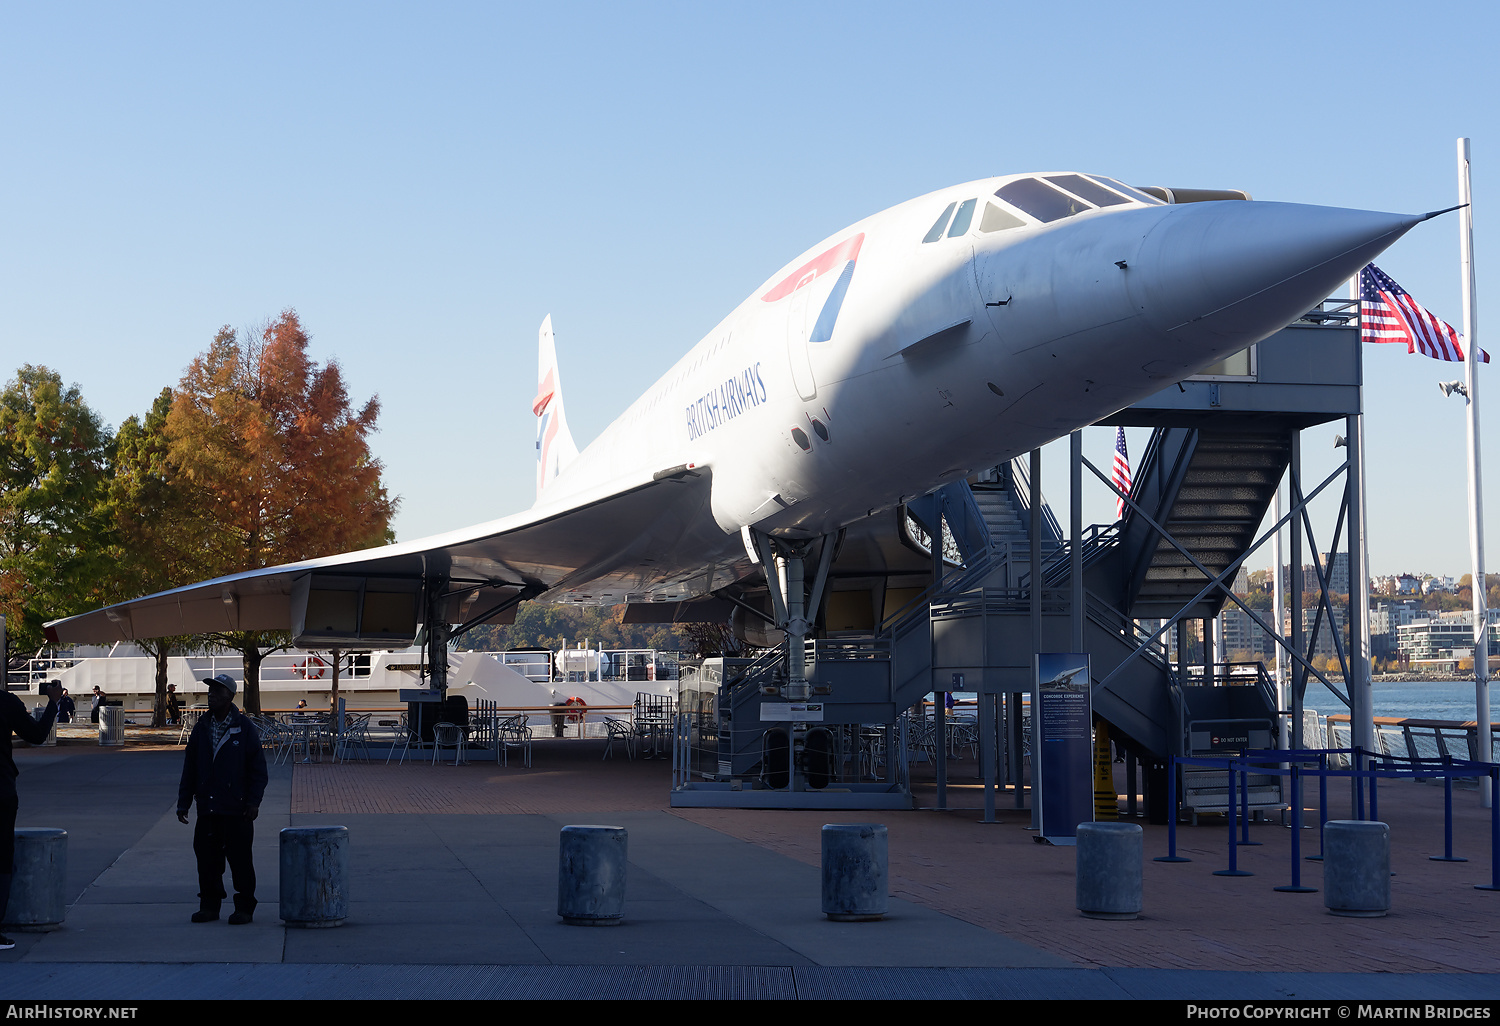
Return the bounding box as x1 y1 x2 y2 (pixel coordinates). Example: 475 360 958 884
0 681 61 949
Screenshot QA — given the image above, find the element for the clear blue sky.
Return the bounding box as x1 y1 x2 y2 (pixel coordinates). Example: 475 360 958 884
2 1 1495 578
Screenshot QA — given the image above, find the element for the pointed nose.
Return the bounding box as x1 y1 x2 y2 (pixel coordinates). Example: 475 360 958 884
1131 201 1423 347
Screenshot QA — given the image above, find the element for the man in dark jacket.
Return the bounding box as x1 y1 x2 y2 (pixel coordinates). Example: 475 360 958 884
177 673 267 925
1 681 61 949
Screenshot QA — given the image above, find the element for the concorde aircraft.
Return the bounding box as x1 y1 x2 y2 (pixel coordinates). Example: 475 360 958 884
45 171 1428 692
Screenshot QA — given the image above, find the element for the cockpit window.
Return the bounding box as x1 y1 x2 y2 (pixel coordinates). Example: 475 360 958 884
996 178 1091 222
947 198 977 237
1089 176 1164 205
922 202 956 243
1046 174 1130 207
980 202 1025 232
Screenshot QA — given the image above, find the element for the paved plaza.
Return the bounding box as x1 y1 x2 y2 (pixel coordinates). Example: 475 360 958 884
2 734 1498 1000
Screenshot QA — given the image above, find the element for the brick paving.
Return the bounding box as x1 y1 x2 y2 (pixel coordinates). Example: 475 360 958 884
289 738 1500 975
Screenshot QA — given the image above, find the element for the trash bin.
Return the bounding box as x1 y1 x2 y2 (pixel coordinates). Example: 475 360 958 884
98 704 125 747
29 704 57 747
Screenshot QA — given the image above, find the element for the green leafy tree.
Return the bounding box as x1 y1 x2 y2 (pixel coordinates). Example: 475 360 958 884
102 389 208 726
0 366 112 655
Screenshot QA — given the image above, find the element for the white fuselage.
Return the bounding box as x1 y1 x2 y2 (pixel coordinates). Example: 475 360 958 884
42 172 1421 646
531 172 1416 604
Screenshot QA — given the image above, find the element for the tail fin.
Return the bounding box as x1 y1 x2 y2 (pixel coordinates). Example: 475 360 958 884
534 315 580 499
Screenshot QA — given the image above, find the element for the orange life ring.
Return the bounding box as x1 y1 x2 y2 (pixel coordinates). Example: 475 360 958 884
564 696 587 723
298 657 326 680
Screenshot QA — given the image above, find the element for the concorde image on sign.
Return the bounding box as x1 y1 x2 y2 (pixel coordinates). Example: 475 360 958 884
46 172 1432 687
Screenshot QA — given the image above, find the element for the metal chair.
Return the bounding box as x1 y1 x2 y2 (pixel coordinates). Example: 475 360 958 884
258 717 297 767
603 717 635 761
432 722 468 766
334 714 373 763
178 707 205 745
388 719 431 766
498 715 532 768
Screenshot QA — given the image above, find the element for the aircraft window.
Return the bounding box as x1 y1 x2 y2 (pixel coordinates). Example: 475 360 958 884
1088 176 1164 205
980 202 1025 233
922 202 956 243
1046 174 1129 208
947 198 977 237
995 178 1091 223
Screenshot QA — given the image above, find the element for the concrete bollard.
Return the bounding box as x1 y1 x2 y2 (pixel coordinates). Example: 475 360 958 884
5 829 67 930
821 823 888 921
1323 820 1390 918
558 825 627 926
1076 821 1143 920
279 826 349 928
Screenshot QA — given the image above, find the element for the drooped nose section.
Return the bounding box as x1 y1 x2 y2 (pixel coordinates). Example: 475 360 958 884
1130 201 1423 349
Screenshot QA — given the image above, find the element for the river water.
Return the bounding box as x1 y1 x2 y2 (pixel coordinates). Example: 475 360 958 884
1299 679 1494 722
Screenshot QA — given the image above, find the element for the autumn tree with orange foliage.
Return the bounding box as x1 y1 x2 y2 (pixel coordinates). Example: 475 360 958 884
166 311 397 713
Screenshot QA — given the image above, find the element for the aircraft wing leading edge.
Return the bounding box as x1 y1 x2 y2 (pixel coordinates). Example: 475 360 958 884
44 468 721 646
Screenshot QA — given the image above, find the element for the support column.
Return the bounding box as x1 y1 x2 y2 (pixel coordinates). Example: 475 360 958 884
1029 448 1042 830
932 513 946 811
781 551 808 702
1274 484 1287 749
424 575 450 693
1177 620 1188 691
1290 432 1305 751
1071 430 1084 651
1203 617 1214 686
781 550 804 793
980 690 996 823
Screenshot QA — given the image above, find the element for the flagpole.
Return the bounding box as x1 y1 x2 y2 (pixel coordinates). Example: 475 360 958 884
1459 137 1492 807
1349 276 1374 761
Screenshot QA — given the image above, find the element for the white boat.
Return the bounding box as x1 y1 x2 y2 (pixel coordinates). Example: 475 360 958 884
16 644 679 730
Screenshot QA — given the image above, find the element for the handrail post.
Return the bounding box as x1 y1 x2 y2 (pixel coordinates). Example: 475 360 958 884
1432 756 1467 863
1275 760 1317 893
1155 755 1189 862
1239 756 1260 846
1309 751 1329 862
1214 758 1252 876
1481 766 1500 892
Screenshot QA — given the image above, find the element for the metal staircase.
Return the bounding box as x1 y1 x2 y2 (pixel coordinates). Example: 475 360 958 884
1117 428 1291 620
877 424 1290 764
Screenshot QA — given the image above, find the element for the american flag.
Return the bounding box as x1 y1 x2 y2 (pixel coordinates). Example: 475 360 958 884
1360 264 1488 363
1111 426 1131 520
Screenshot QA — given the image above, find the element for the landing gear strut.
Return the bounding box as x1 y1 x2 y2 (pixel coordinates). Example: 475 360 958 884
744 529 835 791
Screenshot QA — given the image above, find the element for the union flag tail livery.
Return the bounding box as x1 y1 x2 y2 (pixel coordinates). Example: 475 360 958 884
534 314 579 498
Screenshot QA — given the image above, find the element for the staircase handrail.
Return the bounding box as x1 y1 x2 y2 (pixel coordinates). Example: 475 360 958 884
1007 456 1064 542
1031 522 1123 589
724 642 789 704
878 544 1004 636
1082 591 1173 673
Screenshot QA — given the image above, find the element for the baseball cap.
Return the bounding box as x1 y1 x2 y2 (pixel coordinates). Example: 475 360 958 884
201 673 237 696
